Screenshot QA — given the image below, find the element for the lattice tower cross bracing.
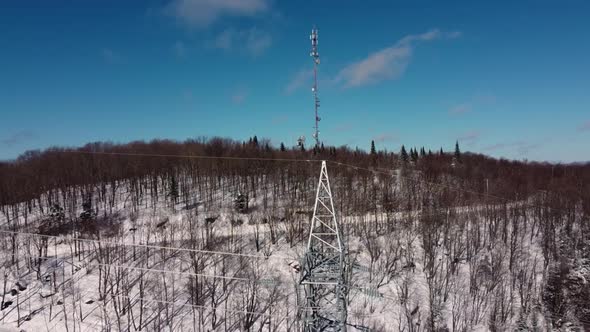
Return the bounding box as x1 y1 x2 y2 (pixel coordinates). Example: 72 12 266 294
300 160 348 331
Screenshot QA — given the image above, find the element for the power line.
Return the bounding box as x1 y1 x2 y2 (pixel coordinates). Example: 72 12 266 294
97 262 277 284
7 229 577 327
32 286 295 326
0 229 296 261
2 241 392 304
56 150 320 163
0 254 278 286
328 160 580 216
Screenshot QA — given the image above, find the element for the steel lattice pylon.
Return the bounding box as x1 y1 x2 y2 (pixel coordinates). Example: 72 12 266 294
301 160 348 331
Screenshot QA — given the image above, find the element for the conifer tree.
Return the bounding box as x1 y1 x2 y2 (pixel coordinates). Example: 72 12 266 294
454 140 461 163
400 145 409 163
280 142 286 152
370 140 376 155
411 148 418 163
313 145 319 155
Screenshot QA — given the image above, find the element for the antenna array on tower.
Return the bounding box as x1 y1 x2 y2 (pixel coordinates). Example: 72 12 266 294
310 27 321 150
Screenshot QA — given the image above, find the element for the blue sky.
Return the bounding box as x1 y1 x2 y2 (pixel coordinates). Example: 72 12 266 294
1 1 589 162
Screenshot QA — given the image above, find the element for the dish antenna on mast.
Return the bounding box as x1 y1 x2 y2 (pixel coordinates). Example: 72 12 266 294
297 136 306 149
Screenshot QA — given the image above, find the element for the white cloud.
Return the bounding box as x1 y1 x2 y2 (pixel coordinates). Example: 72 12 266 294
334 44 412 88
212 27 272 56
284 68 314 94
165 0 269 27
334 29 460 88
447 31 463 39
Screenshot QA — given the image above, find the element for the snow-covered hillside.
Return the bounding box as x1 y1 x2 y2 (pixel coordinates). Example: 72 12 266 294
0 164 588 331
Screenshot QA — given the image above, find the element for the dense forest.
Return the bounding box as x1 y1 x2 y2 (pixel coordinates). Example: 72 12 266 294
1 137 589 209
0 137 588 331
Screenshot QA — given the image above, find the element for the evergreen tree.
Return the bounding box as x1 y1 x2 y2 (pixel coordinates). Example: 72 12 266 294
280 142 286 152
454 140 461 162
370 140 376 155
400 145 409 163
320 142 325 152
411 148 418 163
252 135 259 147
420 147 426 157
439 147 444 155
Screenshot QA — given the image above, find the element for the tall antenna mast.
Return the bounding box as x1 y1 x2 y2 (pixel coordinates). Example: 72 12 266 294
310 27 321 149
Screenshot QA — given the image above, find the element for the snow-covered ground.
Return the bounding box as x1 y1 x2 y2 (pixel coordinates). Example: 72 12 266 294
0 174 584 331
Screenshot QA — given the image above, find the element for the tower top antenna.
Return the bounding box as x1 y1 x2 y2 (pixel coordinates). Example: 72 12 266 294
310 27 321 150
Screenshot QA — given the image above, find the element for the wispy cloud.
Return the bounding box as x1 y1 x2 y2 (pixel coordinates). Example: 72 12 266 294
271 115 289 125
457 130 481 146
333 124 352 133
101 48 123 64
482 140 541 155
482 141 524 152
577 120 590 132
449 93 496 116
373 133 398 143
165 0 269 28
182 89 194 102
231 88 248 105
244 28 271 56
449 103 472 115
517 142 542 155
334 29 460 88
1 131 36 146
212 27 272 56
173 41 187 58
284 68 313 94
214 29 234 50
